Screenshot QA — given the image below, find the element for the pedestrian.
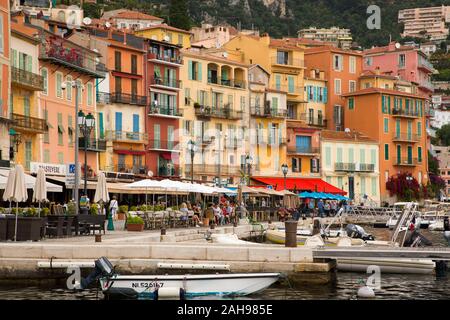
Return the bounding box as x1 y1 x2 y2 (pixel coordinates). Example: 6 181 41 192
444 217 450 245
110 196 119 220
331 201 337 216
324 201 330 217
318 199 325 218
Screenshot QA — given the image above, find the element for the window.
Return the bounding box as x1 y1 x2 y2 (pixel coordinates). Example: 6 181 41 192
25 141 32 170
87 83 93 106
41 68 48 95
178 34 183 46
115 77 122 93
418 146 422 162
277 51 289 65
382 95 390 114
57 113 64 146
384 144 389 160
383 118 389 133
349 56 356 73
66 76 72 100
334 79 341 95
365 57 372 66
349 80 356 93
56 72 63 98
185 88 191 105
43 150 50 163
131 55 137 74
188 61 202 81
417 121 422 137
348 97 354 110
58 152 64 164
333 54 343 71
398 54 406 68
114 51 121 71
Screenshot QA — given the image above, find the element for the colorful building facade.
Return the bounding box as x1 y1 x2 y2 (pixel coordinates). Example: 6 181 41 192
135 24 192 48
0 0 10 167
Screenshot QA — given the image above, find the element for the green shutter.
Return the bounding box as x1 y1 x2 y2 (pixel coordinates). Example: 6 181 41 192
418 146 422 162
384 118 389 133
275 75 281 90
370 149 376 165
337 147 342 162
99 112 104 139
325 146 331 166
360 149 365 164
348 148 354 163
382 96 386 113
417 121 422 137
384 144 389 161
197 62 202 81
387 96 391 113
188 61 193 80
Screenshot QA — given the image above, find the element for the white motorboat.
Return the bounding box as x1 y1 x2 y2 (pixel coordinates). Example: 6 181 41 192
336 258 436 274
428 220 444 231
82 257 280 299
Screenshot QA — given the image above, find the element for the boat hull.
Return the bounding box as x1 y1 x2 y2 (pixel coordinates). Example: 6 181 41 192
100 273 280 298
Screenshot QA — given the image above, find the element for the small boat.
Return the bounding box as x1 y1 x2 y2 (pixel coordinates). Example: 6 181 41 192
336 258 436 274
81 257 280 299
265 229 365 246
210 233 261 245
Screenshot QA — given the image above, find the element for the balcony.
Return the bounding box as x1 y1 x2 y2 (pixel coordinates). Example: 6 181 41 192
148 52 183 66
11 113 47 133
425 108 435 117
300 114 327 127
271 56 305 68
394 158 420 166
150 76 182 89
11 67 44 91
391 108 419 118
418 57 434 72
207 77 247 89
196 136 215 146
250 105 287 118
105 165 147 175
96 92 111 104
105 130 148 143
184 164 241 176
39 31 104 78
78 138 107 152
274 85 303 96
418 81 434 92
148 140 179 151
109 92 147 106
148 104 182 118
335 162 375 172
288 146 320 155
194 105 243 120
392 132 420 143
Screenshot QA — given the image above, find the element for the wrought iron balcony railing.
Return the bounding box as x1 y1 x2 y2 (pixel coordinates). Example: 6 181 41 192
394 158 420 166
148 140 179 151
287 146 320 154
393 132 420 142
78 137 107 152
335 162 375 172
194 105 243 120
11 67 44 91
392 108 419 117
250 106 287 118
150 76 182 89
271 56 305 68
148 52 183 65
109 92 147 106
11 113 47 133
105 130 148 143
148 104 182 117
184 164 241 176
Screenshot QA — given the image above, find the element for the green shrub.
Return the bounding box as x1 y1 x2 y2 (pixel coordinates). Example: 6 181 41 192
90 203 99 215
67 202 76 215
126 216 144 225
41 207 50 216
23 207 37 217
11 208 24 216
129 206 138 211
0 208 5 214
119 205 128 213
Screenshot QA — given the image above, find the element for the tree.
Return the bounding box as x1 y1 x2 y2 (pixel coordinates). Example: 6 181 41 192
436 123 450 146
386 173 422 201
169 0 192 30
428 153 440 175
83 3 101 19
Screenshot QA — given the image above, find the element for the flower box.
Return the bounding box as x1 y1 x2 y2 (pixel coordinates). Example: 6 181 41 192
126 223 144 232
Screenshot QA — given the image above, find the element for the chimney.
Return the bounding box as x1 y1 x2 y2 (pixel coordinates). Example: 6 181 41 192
261 32 270 45
375 66 380 75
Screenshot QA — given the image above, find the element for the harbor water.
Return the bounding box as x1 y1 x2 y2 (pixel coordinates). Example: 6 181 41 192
0 227 448 300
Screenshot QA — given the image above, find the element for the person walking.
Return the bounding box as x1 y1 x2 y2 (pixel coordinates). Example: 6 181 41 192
444 217 450 245
318 199 325 218
110 196 119 220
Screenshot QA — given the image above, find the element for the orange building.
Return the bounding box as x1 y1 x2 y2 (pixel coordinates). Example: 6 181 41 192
342 87 428 203
304 46 363 131
0 0 10 166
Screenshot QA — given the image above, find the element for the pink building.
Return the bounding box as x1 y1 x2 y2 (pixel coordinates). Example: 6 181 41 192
363 42 434 97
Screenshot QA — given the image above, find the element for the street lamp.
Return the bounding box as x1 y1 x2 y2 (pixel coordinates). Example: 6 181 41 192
281 164 289 190
245 155 253 186
9 129 22 164
187 139 197 183
78 110 95 201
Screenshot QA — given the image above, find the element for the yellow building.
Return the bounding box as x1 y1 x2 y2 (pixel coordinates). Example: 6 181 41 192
10 23 46 172
179 49 250 185
248 64 287 176
359 70 418 94
320 130 381 205
134 24 192 48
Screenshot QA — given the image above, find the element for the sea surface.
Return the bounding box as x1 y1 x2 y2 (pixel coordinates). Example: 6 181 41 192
0 227 448 300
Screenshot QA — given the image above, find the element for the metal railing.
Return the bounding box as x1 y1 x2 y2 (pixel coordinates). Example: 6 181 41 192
150 76 182 89
393 132 420 142
299 114 327 127
184 164 241 175
271 56 305 68
394 158 420 166
250 106 287 118
335 162 375 172
158 166 178 177
148 52 183 65
78 137 107 152
11 113 47 133
287 146 320 154
148 104 182 117
194 105 243 120
148 140 179 151
11 67 44 91
109 92 147 105
105 130 148 142
392 108 419 117
207 77 247 89
418 57 434 71
273 85 303 95
107 165 148 175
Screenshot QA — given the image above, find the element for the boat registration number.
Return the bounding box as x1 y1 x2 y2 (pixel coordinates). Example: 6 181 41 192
131 282 164 289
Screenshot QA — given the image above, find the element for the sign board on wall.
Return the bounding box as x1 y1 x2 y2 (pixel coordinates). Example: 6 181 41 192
65 163 81 188
30 162 67 176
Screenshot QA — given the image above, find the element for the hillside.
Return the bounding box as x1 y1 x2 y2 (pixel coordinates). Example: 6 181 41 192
82 0 450 48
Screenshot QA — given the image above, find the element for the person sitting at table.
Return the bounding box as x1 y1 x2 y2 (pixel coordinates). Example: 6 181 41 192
192 204 202 227
261 198 267 207
277 207 289 222
212 203 222 225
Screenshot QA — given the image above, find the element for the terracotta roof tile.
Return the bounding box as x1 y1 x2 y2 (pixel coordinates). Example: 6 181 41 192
342 87 426 99
115 11 164 21
136 23 192 34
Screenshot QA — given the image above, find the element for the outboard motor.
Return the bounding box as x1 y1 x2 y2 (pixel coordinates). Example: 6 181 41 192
444 217 450 245
80 257 115 289
404 230 432 247
345 224 375 241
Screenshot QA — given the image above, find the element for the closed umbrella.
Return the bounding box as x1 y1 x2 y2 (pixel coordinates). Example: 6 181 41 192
94 172 112 231
12 165 28 242
2 168 16 213
32 168 47 217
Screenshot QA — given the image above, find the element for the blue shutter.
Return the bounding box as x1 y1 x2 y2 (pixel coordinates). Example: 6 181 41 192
133 114 139 133
313 86 317 102
323 87 328 103
99 112 104 139
115 112 122 132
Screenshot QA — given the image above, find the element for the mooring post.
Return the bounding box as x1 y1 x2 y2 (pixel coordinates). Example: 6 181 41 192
285 220 298 247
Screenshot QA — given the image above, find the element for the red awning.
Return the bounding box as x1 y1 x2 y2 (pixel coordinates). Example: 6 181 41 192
251 177 347 195
160 153 173 160
114 150 146 155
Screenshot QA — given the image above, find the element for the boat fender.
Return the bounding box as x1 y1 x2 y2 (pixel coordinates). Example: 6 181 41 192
357 286 375 299
154 287 185 300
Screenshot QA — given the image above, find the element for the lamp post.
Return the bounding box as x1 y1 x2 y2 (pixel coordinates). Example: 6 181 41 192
187 139 197 183
78 110 95 199
281 164 289 190
8 129 22 165
245 155 253 186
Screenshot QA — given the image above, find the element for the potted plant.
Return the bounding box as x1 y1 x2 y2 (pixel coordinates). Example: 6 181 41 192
129 206 138 212
67 201 76 215
194 102 201 109
126 216 144 232
117 205 128 220
40 207 50 217
90 204 99 215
